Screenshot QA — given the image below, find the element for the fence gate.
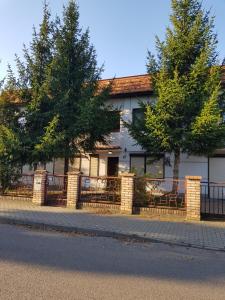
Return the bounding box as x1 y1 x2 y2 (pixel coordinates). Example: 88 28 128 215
201 182 225 219
45 174 67 207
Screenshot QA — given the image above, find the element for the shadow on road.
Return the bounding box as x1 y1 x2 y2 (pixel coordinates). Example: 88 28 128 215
0 220 225 283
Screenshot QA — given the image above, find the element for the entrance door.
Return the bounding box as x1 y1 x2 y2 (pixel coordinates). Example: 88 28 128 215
107 157 119 176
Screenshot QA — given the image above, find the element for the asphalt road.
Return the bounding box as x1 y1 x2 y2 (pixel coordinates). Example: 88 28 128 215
0 224 225 300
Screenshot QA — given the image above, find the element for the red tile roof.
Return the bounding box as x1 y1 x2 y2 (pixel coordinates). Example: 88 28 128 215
98 74 152 97
95 144 121 151
99 66 225 97
11 67 225 103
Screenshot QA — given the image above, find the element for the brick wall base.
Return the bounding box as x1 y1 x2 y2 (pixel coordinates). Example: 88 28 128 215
0 195 32 202
133 206 186 217
77 201 120 213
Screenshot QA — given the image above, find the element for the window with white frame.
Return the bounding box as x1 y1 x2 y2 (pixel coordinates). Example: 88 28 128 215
90 155 99 176
130 154 164 178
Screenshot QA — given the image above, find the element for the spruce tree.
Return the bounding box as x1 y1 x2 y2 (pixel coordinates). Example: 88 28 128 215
127 0 225 187
14 0 116 173
16 1 55 166
36 0 116 174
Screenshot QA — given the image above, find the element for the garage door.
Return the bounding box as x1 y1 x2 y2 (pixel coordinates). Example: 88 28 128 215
209 157 225 182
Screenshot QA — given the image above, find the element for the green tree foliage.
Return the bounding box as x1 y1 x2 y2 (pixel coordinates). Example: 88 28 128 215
15 1 55 166
33 0 116 173
16 0 116 173
127 0 225 185
0 68 22 193
0 125 21 194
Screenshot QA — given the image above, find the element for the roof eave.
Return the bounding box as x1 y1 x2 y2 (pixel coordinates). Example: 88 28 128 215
108 90 153 99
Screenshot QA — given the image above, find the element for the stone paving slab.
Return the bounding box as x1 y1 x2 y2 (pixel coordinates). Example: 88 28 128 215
0 199 225 251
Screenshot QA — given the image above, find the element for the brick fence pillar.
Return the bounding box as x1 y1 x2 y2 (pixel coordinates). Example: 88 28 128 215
67 171 81 208
120 173 135 214
185 176 202 221
32 170 47 206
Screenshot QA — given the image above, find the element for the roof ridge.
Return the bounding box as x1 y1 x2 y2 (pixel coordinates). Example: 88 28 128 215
99 74 150 82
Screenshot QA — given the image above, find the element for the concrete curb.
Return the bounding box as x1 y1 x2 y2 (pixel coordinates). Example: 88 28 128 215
0 216 224 252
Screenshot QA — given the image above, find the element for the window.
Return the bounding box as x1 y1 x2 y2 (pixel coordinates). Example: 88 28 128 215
53 159 65 174
109 111 120 132
90 155 99 176
130 156 145 176
132 108 145 126
69 156 81 172
130 154 164 178
55 156 94 175
146 157 164 178
81 157 90 175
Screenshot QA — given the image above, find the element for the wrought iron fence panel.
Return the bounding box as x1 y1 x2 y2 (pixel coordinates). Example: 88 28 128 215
201 182 225 217
1 174 34 197
134 177 186 210
80 176 121 204
46 174 67 206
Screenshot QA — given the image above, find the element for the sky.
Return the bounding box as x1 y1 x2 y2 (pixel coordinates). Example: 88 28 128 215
0 0 224 79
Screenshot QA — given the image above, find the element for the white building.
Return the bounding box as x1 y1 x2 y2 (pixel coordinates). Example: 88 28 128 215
23 73 225 182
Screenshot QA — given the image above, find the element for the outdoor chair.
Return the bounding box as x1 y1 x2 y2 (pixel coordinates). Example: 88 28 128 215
167 193 179 208
158 194 169 206
148 193 157 207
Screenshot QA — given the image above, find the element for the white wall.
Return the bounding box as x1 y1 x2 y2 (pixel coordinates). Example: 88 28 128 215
165 153 208 180
105 96 153 174
107 95 154 152
104 96 209 179
21 94 212 180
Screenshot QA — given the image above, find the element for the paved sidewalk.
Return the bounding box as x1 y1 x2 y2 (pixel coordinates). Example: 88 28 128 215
0 199 225 251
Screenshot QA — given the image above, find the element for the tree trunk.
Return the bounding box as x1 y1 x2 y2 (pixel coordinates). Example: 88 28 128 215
64 157 69 175
172 150 180 192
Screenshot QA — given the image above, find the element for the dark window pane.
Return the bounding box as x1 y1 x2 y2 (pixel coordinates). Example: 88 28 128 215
130 156 145 176
146 157 164 178
132 108 145 126
130 154 164 178
110 111 120 132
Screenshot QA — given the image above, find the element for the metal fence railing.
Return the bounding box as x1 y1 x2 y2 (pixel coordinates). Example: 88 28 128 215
134 177 186 210
79 176 121 204
45 174 67 207
201 182 225 217
0 174 34 197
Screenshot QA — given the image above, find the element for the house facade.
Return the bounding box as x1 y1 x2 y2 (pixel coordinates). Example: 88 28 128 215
23 72 225 182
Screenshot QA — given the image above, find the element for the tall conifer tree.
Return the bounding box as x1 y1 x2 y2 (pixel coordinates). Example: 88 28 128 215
36 0 115 173
0 67 21 192
127 0 225 186
15 1 55 166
